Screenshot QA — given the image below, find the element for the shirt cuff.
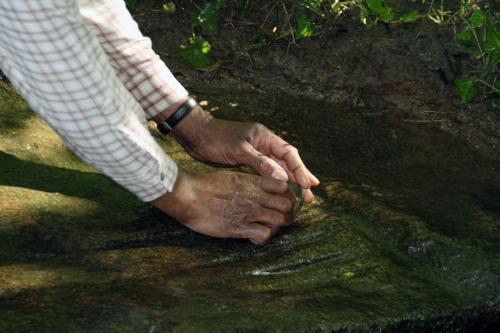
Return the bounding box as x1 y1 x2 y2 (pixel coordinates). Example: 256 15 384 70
113 152 178 202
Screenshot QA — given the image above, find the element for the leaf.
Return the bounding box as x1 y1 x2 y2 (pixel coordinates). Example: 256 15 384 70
456 30 473 44
379 8 394 22
454 76 477 104
162 2 176 14
179 36 215 69
468 9 484 28
367 0 384 13
296 15 315 39
482 28 500 63
482 28 500 53
192 3 220 33
400 11 421 23
366 0 394 23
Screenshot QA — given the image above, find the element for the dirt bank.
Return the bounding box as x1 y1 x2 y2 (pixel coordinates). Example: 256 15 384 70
133 0 499 160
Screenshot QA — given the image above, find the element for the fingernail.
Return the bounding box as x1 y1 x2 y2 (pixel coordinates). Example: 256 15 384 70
311 174 320 185
271 169 288 181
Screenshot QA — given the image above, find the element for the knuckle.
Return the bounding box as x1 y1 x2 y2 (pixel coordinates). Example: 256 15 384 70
252 122 265 130
260 208 282 225
289 145 299 154
273 212 286 225
281 198 293 213
271 197 292 213
251 122 269 135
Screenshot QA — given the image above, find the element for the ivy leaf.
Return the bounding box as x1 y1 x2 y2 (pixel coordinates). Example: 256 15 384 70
468 9 484 28
367 0 394 23
192 3 219 33
296 15 315 39
366 0 383 13
454 76 477 104
482 28 500 63
179 36 215 69
482 28 500 53
400 11 421 23
162 2 176 14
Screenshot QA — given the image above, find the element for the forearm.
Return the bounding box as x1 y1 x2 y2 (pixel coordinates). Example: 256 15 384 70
0 0 177 202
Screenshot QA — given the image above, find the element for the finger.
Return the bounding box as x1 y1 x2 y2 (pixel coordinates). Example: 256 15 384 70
308 172 320 186
268 136 314 189
269 159 315 204
242 222 273 245
253 206 288 227
242 144 288 181
272 153 319 187
270 155 297 183
259 177 288 195
257 192 293 214
303 188 314 204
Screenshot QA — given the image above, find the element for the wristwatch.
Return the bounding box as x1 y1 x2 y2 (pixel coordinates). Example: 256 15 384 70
156 97 197 135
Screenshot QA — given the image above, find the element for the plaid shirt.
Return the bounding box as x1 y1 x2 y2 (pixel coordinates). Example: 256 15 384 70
0 0 188 201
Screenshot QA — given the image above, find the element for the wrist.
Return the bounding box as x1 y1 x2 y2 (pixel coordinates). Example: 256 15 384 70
153 97 213 146
150 169 195 220
171 104 213 142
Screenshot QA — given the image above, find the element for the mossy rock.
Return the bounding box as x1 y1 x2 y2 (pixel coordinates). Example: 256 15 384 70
0 78 499 333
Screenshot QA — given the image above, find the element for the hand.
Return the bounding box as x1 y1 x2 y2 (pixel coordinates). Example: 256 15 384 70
170 106 320 203
150 170 295 245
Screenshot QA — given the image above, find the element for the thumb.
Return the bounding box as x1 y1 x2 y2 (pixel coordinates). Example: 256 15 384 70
242 144 288 181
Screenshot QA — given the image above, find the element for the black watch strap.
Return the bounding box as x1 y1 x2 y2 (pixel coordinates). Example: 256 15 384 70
157 97 197 135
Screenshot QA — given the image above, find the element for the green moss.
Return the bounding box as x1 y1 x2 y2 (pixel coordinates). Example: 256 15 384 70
0 81 499 332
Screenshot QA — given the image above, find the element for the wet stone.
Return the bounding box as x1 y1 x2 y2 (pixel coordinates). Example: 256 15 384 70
1 69 500 331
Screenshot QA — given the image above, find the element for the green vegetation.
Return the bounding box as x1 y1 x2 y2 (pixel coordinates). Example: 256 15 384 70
160 0 498 105
296 14 316 39
454 75 477 103
179 35 216 69
191 0 229 33
366 0 395 23
162 2 176 14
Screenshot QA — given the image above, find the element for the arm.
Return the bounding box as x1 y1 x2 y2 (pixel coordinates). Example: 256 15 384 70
0 0 176 202
0 0 293 244
77 0 320 201
77 0 188 120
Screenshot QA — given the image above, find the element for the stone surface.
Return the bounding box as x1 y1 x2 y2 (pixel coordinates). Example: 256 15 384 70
1 79 499 332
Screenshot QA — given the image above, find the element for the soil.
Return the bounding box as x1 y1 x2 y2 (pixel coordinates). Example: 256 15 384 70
133 0 499 159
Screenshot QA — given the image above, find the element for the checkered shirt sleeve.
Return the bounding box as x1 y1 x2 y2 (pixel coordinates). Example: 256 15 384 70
78 0 189 120
0 0 181 202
